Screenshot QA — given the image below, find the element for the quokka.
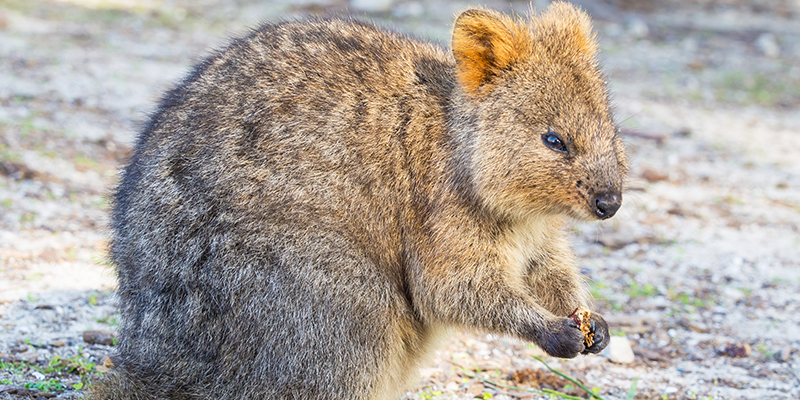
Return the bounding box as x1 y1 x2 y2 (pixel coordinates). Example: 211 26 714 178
95 2 627 399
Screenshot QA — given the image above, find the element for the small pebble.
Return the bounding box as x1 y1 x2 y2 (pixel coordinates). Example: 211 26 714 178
83 329 117 346
775 347 792 362
16 350 39 362
604 336 635 364
722 343 751 358
755 33 780 58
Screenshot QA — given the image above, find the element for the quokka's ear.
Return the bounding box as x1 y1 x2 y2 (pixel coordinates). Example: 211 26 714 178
534 1 598 60
452 9 531 96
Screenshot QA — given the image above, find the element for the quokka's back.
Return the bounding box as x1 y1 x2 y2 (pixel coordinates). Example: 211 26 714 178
96 2 626 399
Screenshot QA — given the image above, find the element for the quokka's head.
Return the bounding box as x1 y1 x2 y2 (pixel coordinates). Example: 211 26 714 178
451 1 628 222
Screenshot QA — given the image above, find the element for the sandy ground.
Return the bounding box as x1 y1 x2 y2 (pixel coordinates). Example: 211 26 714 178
1 0 799 399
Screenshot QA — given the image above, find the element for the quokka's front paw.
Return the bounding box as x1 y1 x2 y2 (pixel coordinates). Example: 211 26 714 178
534 317 587 359
580 312 609 355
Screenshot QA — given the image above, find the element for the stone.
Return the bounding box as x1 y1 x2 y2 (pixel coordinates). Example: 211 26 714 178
755 33 780 58
83 329 117 346
467 382 486 397
15 350 39 363
722 342 751 358
604 336 635 364
9 343 28 353
775 347 792 362
634 346 668 363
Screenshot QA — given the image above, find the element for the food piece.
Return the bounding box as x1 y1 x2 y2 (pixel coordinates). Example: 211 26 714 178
570 307 594 347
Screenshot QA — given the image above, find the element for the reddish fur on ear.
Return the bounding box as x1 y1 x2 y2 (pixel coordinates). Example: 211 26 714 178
452 2 600 96
452 9 531 96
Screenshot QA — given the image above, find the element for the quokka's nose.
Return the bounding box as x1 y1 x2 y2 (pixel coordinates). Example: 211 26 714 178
594 192 621 219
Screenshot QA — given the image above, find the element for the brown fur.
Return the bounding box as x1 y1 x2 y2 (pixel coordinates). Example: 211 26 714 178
94 2 626 399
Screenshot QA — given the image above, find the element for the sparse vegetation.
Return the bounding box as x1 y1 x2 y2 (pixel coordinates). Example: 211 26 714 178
94 313 120 327
88 292 99 306
456 355 637 400
0 354 100 396
624 281 659 299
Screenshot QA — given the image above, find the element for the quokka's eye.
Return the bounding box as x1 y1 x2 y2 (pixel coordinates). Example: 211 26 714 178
542 131 568 153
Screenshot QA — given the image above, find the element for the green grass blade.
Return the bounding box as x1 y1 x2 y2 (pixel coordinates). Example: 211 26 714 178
626 378 640 400
532 355 606 400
